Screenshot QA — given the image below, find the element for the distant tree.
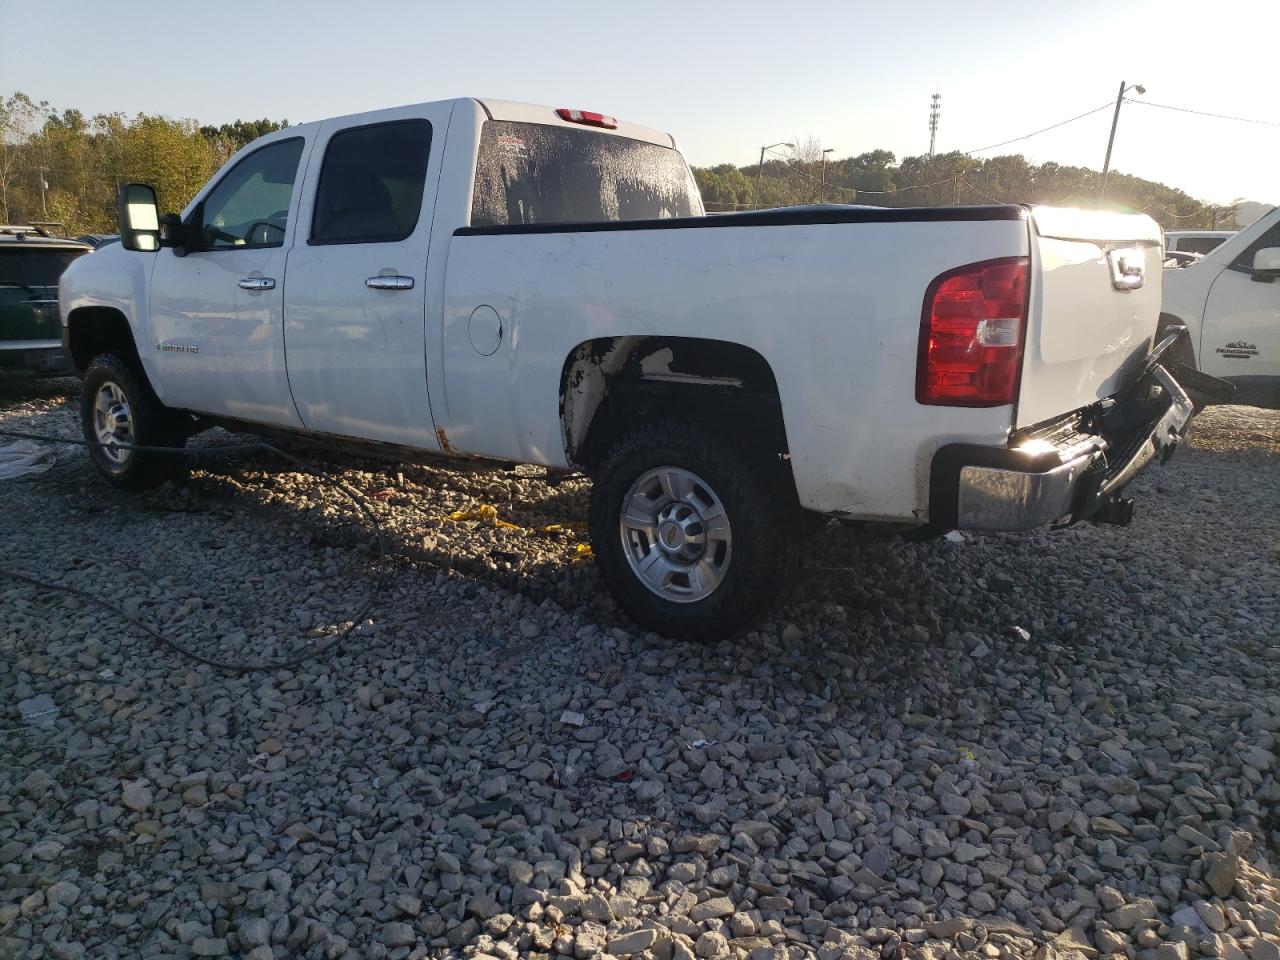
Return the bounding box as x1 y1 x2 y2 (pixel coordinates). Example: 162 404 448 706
199 117 290 164
695 145 1216 228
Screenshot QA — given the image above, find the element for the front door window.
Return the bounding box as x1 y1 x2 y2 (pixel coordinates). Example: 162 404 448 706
197 138 304 250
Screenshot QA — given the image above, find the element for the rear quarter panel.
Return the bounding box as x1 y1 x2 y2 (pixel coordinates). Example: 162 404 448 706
439 217 1030 520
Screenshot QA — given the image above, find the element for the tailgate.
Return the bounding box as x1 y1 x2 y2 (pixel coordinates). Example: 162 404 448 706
1016 206 1164 428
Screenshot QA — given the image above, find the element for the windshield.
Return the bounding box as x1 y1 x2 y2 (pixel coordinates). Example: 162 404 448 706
471 121 704 227
0 248 87 290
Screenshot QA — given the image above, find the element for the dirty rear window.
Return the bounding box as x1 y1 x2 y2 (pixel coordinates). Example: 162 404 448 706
0 248 87 289
470 120 704 227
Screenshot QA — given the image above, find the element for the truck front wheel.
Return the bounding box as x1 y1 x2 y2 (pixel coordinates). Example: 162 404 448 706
588 420 800 641
81 354 186 490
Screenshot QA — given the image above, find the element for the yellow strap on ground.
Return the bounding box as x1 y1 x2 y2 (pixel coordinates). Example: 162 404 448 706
447 503 521 530
448 505 592 546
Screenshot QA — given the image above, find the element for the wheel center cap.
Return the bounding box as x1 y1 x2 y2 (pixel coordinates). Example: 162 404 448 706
659 521 684 550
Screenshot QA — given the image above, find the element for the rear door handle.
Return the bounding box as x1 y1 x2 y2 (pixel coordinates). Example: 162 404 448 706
238 277 276 290
366 275 414 291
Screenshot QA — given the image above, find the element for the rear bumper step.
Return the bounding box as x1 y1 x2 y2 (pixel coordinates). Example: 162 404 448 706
929 360 1207 533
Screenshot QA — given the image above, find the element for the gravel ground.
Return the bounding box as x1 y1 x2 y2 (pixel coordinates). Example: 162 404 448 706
2 376 1278 960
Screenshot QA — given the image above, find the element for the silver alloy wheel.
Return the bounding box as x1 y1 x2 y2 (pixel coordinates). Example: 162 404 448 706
619 466 732 603
93 381 134 466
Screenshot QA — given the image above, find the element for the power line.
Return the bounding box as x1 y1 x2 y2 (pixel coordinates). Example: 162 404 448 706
1126 99 1280 128
964 101 1115 155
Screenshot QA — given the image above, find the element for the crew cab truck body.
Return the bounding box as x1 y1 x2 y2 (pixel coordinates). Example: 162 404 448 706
60 97 1196 639
1161 206 1280 408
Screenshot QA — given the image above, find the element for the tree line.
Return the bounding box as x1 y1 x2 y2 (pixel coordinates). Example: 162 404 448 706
1 91 1224 234
0 92 286 235
694 142 1225 229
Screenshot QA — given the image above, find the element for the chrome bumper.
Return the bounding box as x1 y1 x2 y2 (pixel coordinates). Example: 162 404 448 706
957 450 1100 532
932 363 1196 533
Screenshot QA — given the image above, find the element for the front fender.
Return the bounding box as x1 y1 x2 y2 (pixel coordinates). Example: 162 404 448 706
60 244 157 377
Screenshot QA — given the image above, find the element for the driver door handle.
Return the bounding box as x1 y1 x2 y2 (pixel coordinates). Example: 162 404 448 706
238 277 276 291
366 275 414 291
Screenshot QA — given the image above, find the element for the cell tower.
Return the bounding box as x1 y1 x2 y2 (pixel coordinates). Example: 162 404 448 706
928 92 941 157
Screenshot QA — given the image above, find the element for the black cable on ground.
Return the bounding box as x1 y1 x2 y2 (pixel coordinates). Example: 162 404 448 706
0 426 389 673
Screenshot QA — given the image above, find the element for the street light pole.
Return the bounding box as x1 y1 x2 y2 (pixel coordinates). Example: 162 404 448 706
1100 80 1145 201
755 142 794 209
820 148 834 202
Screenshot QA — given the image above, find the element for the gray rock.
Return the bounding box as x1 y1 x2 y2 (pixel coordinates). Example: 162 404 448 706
689 896 735 922
238 918 271 948
863 846 891 877
120 780 152 813
1206 853 1240 899
695 931 729 958
1156 942 1191 960
380 922 415 947
608 929 658 955
1195 900 1227 933
1110 900 1158 930
1095 928 1129 955
576 921 607 959
46 881 80 906
581 892 615 923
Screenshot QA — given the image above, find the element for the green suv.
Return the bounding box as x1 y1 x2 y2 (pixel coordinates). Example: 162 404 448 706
1 225 92 374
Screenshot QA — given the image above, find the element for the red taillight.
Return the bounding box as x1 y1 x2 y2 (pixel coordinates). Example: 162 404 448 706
916 257 1029 407
555 107 618 130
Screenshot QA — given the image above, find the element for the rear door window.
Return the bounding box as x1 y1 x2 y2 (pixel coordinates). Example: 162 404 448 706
310 120 433 245
471 121 703 227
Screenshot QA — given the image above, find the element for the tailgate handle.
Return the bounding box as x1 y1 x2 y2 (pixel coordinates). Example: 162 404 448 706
1107 247 1144 291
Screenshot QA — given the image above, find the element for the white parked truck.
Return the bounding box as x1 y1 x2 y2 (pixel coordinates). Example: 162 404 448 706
1161 206 1280 408
60 98 1201 639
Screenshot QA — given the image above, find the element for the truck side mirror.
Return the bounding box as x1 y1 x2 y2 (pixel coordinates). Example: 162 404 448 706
1251 247 1280 283
116 184 161 252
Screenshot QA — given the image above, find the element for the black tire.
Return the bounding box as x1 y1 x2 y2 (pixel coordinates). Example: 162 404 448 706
81 353 186 490
588 420 800 642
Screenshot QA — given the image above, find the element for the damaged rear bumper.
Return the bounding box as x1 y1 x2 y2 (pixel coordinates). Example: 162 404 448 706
929 355 1203 533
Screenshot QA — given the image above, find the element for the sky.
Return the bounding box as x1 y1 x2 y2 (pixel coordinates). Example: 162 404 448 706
2 0 1276 205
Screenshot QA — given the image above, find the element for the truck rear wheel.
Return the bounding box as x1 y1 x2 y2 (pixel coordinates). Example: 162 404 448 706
81 353 186 490
588 420 800 641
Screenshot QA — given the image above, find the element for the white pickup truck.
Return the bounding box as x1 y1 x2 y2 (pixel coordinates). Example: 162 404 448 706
1161 206 1280 408
60 97 1198 640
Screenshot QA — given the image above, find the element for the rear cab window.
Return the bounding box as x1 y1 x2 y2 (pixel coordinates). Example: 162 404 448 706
0 247 88 291
1178 236 1226 256
470 121 704 227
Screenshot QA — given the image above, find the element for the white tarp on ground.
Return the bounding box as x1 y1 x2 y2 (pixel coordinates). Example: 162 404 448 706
0 439 73 479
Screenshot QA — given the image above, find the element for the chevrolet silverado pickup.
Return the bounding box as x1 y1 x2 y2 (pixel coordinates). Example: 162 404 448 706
1161 206 1280 408
59 97 1197 640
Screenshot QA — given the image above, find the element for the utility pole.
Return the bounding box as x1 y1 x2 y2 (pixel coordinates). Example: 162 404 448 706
37 167 48 220
1100 81 1144 201
928 92 941 158
754 142 793 210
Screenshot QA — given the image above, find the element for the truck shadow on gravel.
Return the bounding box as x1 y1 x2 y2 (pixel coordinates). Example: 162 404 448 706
5 383 1280 958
